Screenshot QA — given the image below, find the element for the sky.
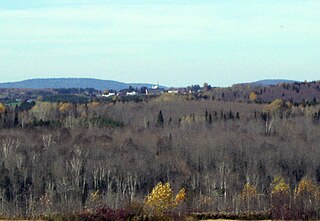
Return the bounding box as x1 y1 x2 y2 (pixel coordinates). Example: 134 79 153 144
0 1 320 87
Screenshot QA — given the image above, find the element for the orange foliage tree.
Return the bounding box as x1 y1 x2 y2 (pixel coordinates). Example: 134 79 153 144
0 103 5 114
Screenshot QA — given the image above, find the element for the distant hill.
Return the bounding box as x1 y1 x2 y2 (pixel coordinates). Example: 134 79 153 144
235 79 299 87
0 78 163 91
249 79 299 86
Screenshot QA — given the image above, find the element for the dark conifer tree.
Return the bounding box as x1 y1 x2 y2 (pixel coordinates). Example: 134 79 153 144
208 113 213 124
229 110 234 120
205 110 208 122
157 110 164 127
14 105 19 127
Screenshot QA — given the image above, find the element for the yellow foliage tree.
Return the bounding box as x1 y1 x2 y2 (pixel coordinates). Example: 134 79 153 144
270 176 290 219
90 190 100 202
240 183 257 211
59 102 73 114
271 176 290 196
263 99 285 114
294 178 318 217
29 102 58 121
241 183 257 198
249 92 257 102
263 99 292 115
295 178 316 197
144 182 185 217
175 188 186 204
263 99 292 134
0 103 5 114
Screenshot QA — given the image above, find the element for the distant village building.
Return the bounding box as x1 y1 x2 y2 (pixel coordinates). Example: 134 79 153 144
167 90 179 94
166 88 191 95
145 82 165 96
126 91 137 96
178 88 192 95
152 84 159 90
146 88 165 96
102 92 116 98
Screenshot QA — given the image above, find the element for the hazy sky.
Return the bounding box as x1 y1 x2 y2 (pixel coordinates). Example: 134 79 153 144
1 1 319 87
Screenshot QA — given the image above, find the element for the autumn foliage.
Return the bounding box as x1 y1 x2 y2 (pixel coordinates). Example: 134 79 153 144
270 176 290 219
240 183 257 212
271 175 290 196
59 102 74 113
144 182 185 217
249 92 257 102
295 177 317 197
0 103 5 114
293 178 318 219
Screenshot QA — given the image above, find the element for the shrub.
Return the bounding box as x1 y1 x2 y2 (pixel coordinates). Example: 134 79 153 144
190 211 271 220
77 207 135 221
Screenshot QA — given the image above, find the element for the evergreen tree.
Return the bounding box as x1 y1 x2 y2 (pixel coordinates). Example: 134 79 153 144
229 110 234 120
205 110 208 122
208 113 213 124
0 162 12 201
14 105 19 127
157 110 164 127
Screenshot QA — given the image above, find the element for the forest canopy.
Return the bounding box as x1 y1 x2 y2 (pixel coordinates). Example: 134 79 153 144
0 93 320 219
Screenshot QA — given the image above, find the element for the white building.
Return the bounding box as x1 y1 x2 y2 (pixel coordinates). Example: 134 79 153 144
102 92 116 97
126 91 137 96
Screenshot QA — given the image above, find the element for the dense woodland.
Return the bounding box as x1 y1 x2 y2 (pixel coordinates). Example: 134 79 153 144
210 80 320 104
1 87 320 219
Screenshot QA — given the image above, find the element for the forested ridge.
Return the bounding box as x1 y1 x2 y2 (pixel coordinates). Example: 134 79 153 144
0 78 157 91
0 94 320 219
